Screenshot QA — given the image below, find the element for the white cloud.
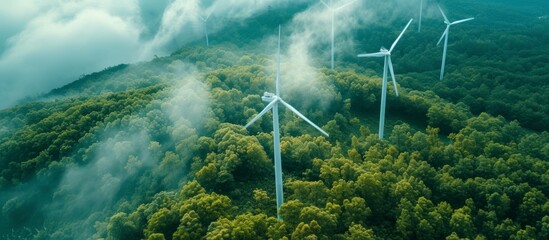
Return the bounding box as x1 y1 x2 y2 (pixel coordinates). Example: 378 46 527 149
0 0 294 109
139 0 202 59
0 0 148 108
0 6 141 108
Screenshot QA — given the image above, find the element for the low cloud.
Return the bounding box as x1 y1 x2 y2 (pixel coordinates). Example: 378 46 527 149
276 0 365 110
0 0 143 109
0 0 291 109
165 61 210 129
46 130 155 238
0 63 211 237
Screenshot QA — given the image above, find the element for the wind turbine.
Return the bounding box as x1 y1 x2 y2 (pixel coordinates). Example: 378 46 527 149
418 0 423 32
199 11 212 47
244 26 329 220
319 0 356 69
437 5 474 80
357 19 413 139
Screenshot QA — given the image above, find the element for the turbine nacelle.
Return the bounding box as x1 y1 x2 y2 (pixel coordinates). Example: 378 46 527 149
199 11 211 23
262 92 277 102
439 4 474 26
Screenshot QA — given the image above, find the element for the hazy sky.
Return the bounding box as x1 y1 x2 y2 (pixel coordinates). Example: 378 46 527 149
0 0 163 108
0 0 290 109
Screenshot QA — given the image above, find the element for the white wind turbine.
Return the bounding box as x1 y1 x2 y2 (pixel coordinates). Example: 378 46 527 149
357 19 413 139
418 0 423 32
244 26 329 220
437 5 474 80
199 11 212 47
319 0 357 69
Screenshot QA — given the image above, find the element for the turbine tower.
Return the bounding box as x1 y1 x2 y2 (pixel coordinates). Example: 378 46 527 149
319 0 356 69
437 5 474 80
357 19 413 139
199 11 212 47
418 0 423 32
244 26 329 220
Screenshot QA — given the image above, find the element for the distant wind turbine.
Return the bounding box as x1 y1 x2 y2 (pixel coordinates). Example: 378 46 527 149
199 11 212 47
244 26 329 220
418 0 423 32
357 19 413 139
319 0 357 69
437 5 474 80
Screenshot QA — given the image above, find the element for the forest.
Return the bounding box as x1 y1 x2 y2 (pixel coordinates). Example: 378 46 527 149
1 0 548 239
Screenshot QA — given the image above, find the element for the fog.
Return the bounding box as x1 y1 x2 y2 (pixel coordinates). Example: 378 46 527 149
277 0 442 109
0 0 144 109
0 60 211 238
0 0 305 109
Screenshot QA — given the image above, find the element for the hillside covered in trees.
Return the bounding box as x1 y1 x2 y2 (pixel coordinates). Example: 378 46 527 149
1 0 548 239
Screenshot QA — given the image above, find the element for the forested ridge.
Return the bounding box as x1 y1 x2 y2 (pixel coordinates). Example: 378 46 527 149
1 1 548 239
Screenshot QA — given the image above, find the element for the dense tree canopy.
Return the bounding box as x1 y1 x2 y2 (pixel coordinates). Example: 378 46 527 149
1 1 548 239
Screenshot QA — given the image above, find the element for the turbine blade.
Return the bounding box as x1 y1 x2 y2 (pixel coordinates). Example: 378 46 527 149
390 18 414 52
437 27 449 46
205 4 215 20
276 25 281 97
244 99 278 129
388 57 399 97
279 99 329 137
357 52 386 58
451 17 475 25
335 0 356 11
438 4 450 23
319 0 330 8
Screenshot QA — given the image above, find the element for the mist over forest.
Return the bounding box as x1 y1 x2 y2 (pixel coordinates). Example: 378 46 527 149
1 0 548 239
